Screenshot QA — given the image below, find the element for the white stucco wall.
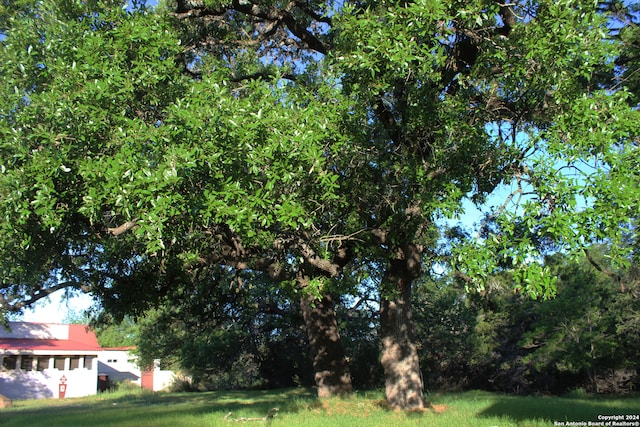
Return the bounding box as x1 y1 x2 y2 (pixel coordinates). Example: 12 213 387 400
0 353 98 400
98 350 176 391
98 349 141 384
152 369 177 391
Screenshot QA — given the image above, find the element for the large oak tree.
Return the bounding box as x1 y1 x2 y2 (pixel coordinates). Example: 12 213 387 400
1 0 638 409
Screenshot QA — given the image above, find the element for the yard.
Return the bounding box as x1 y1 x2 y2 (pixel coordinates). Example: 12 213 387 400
1 388 639 427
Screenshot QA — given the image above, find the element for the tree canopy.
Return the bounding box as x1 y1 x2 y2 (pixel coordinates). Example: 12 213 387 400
1 0 638 409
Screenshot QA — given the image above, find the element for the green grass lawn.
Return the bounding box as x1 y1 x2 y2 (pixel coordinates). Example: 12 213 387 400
1 388 639 427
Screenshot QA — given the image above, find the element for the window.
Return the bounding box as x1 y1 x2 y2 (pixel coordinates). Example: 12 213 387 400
20 356 34 371
54 357 66 370
69 356 81 370
84 356 94 370
2 355 17 370
107 359 118 363
37 357 50 371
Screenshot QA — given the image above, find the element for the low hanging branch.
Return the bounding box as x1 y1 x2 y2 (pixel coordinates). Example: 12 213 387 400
0 281 84 313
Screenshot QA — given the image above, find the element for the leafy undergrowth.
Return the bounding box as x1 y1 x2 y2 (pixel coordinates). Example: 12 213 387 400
1 388 639 427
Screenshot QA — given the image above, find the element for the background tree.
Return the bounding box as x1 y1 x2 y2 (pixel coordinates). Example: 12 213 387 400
411 273 479 392
132 267 313 390
517 249 640 394
92 316 139 349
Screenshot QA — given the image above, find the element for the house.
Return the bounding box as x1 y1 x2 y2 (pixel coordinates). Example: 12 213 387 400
0 322 177 401
0 322 101 400
97 347 140 389
98 347 176 392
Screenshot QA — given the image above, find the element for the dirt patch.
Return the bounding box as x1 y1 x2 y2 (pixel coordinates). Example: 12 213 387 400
370 399 448 414
309 400 357 416
429 403 447 413
308 397 447 417
0 394 13 409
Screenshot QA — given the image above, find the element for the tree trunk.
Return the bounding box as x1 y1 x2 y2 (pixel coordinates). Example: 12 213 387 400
379 244 424 410
299 274 353 398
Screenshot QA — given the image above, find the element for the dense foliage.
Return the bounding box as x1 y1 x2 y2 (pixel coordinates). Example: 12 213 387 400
1 0 638 408
132 267 313 390
411 246 640 395
108 246 638 395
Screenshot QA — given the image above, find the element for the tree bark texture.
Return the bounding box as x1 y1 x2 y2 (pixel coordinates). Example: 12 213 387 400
380 245 424 410
299 283 353 398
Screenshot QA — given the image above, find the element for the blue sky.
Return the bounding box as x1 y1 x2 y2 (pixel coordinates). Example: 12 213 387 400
21 292 92 323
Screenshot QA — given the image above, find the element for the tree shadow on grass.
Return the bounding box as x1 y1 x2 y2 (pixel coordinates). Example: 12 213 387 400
477 393 640 424
2 388 317 427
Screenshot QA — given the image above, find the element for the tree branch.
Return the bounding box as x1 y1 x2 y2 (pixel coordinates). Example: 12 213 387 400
294 0 332 24
374 98 402 145
297 239 341 278
583 248 624 291
279 9 329 54
0 281 83 312
174 0 330 55
496 1 516 37
107 219 137 236
230 70 297 82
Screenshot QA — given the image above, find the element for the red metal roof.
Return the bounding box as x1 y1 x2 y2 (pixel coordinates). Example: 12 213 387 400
0 324 101 352
102 346 136 351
